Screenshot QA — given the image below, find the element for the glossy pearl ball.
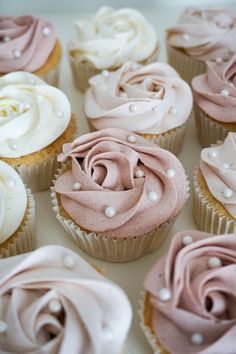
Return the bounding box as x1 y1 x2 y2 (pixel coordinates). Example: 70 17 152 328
182 235 193 246
135 170 144 178
148 191 158 202
42 26 51 36
12 49 21 58
49 299 62 313
208 150 217 158
220 89 229 96
158 288 172 301
63 255 76 269
0 321 7 333
223 188 233 199
191 333 203 345
167 169 176 178
73 182 81 191
105 206 116 218
127 135 137 143
129 104 138 113
208 256 222 268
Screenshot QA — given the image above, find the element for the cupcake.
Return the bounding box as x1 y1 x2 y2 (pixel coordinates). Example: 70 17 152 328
0 72 76 192
0 245 132 353
141 230 236 354
0 160 35 258
193 133 236 234
0 15 62 86
84 61 193 155
68 7 159 92
192 55 236 147
51 128 189 262
166 7 236 84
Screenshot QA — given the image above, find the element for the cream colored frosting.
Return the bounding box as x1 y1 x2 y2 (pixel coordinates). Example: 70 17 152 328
85 62 193 134
0 160 27 244
0 72 71 158
0 245 132 354
200 133 236 218
69 7 157 69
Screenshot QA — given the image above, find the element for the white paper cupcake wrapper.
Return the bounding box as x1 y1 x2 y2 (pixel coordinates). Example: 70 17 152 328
194 105 234 147
50 164 189 262
167 43 206 85
193 166 236 234
0 188 36 259
37 64 60 87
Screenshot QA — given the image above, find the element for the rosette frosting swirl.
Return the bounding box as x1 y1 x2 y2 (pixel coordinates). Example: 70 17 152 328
0 72 71 158
167 7 236 61
55 128 187 237
0 160 27 244
192 55 236 123
200 132 236 218
85 62 193 134
144 230 236 354
69 7 157 69
0 15 56 73
0 245 132 354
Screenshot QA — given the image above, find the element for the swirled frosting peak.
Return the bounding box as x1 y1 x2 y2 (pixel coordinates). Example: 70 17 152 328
69 7 157 69
0 160 27 244
167 7 236 61
192 54 236 123
200 132 236 218
0 245 132 354
0 72 71 158
144 230 236 354
85 61 193 134
55 128 187 237
0 15 56 73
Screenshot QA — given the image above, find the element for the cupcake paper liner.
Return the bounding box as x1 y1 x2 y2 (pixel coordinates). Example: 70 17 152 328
50 164 189 263
194 105 235 147
166 43 206 85
193 166 236 234
37 64 60 87
0 188 36 259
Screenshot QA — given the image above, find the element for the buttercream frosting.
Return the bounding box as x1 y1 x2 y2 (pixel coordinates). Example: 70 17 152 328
55 128 187 237
85 61 193 134
0 160 27 244
200 132 236 218
69 7 157 69
0 245 132 354
167 7 236 61
192 54 236 123
0 72 71 158
0 15 56 73
144 230 236 354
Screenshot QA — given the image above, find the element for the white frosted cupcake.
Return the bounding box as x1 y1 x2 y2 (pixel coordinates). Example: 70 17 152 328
68 7 159 92
84 61 193 155
0 72 76 192
0 245 132 353
0 160 35 258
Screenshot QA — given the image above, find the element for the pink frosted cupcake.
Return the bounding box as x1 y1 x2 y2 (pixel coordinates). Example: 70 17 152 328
192 54 236 147
141 230 236 354
166 7 236 84
84 62 193 155
51 128 189 262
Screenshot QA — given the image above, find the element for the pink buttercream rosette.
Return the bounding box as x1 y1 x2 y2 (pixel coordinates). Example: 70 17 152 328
141 230 236 354
51 128 189 262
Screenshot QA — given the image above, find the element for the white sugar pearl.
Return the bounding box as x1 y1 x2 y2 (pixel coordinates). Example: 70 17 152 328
103 325 114 340
152 105 159 113
208 256 222 268
42 26 51 36
127 134 137 143
135 170 144 178
223 188 233 199
63 255 76 269
148 191 158 202
129 103 138 113
158 288 172 301
49 299 62 313
0 321 7 334
3 36 11 42
102 69 109 78
220 89 229 96
229 82 234 87
191 333 203 345
182 235 193 246
222 162 229 170
208 150 217 158
12 48 21 58
169 106 177 115
167 169 176 178
105 206 116 218
8 140 18 151
73 182 81 191
56 111 64 118
24 103 31 110
215 57 222 64
6 178 16 188
182 33 189 40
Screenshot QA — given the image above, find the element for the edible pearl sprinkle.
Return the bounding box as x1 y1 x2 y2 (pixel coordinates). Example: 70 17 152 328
158 288 172 301
3 36 11 42
127 135 137 143
103 325 114 340
191 333 203 345
148 191 158 202
208 150 217 158
63 255 76 269
182 33 189 40
0 321 7 334
129 103 138 113
73 182 81 191
135 170 145 178
222 162 229 170
215 57 222 64
169 106 177 115
167 169 176 178
8 141 18 151
49 299 62 313
220 89 229 96
105 206 116 218
12 49 21 58
223 188 233 199
6 179 16 188
182 235 193 246
208 256 222 268
152 105 159 113
56 111 64 118
42 26 51 36
24 103 31 110
102 69 109 77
